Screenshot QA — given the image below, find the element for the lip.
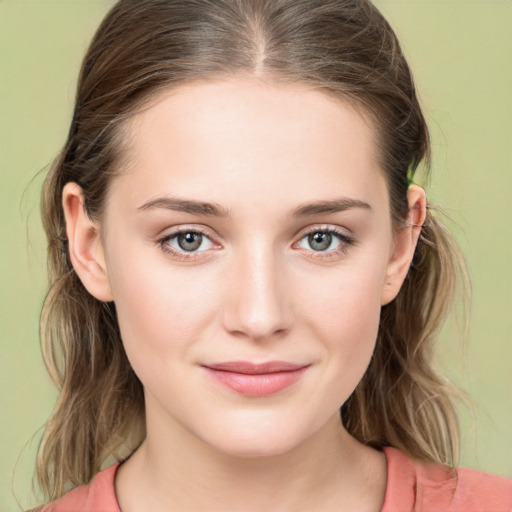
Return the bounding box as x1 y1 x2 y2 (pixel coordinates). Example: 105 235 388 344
201 361 309 397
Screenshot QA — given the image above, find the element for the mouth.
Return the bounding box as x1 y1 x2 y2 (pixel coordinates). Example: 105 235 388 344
201 361 310 397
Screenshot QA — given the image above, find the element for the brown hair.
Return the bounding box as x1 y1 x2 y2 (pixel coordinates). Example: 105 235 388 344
38 0 468 500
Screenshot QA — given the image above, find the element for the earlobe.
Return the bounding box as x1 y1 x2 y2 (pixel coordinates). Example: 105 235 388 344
62 182 114 302
381 185 427 306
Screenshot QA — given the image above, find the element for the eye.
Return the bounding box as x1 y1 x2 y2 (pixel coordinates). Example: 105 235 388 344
303 232 335 251
158 229 216 256
295 228 354 256
174 232 209 252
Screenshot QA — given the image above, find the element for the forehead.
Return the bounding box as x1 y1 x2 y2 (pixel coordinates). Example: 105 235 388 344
112 77 387 214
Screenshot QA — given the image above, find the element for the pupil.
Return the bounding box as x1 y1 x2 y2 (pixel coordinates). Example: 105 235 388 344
309 232 331 251
178 232 202 251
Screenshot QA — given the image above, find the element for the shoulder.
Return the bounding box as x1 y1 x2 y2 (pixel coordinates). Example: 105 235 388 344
32 463 121 512
382 446 512 512
452 466 512 511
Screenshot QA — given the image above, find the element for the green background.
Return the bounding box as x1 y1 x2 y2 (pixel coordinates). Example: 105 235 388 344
1 0 510 509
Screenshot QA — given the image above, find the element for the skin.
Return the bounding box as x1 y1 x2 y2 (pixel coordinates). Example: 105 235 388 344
63 77 426 511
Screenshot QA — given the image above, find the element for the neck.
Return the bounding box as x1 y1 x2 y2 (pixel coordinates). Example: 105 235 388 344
116 409 386 512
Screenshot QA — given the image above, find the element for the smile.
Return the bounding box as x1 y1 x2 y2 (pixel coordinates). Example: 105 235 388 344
201 361 310 397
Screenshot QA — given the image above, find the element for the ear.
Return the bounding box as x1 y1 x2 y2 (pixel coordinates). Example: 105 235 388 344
62 182 114 302
381 185 427 306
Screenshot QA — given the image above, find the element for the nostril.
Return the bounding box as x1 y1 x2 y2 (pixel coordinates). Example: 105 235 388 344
223 314 293 342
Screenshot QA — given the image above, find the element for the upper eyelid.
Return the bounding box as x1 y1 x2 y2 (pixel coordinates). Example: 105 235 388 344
158 225 216 240
294 224 353 239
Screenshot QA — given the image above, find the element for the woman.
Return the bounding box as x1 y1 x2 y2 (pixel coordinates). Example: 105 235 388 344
34 0 512 510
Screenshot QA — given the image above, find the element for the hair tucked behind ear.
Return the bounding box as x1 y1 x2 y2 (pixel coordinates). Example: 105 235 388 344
38 152 145 499
342 209 469 466
37 0 469 500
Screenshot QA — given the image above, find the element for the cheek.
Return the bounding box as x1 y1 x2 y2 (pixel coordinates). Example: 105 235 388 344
106 248 220 374
302 256 385 333
298 261 386 391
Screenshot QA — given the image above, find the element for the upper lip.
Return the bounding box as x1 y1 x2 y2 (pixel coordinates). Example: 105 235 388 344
203 361 308 374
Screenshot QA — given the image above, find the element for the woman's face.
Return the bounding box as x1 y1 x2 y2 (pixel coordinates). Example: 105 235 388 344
87 78 413 457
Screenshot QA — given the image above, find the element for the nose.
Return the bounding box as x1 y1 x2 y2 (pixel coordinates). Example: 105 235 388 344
221 245 294 342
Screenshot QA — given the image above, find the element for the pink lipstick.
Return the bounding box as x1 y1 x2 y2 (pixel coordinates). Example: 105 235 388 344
202 361 309 397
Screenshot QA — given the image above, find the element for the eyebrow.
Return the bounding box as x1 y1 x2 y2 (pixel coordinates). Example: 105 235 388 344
137 196 371 218
292 198 372 217
138 197 230 217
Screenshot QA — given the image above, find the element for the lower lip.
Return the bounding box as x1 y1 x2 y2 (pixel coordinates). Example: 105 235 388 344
203 367 308 397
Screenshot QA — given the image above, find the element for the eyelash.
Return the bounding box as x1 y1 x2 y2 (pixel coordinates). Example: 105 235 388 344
156 226 356 261
157 227 217 261
293 227 356 259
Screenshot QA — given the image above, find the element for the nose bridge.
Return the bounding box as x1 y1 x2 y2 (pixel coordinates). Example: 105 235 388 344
223 240 292 341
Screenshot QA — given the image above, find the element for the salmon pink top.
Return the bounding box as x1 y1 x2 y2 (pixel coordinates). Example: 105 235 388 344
37 446 512 511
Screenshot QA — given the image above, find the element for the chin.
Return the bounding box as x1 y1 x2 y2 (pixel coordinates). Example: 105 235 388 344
195 411 321 460
211 434 302 460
